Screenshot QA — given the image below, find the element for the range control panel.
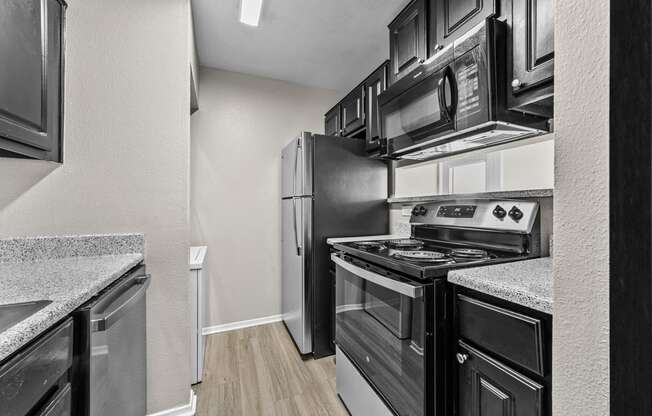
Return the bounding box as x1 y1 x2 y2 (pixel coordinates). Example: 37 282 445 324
408 199 539 234
436 205 477 218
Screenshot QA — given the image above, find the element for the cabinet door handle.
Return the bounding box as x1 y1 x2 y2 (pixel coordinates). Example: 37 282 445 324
456 352 469 364
512 78 523 90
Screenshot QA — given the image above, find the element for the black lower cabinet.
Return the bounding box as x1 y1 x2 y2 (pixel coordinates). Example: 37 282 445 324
0 318 73 416
457 341 544 416
35 383 72 416
453 287 551 416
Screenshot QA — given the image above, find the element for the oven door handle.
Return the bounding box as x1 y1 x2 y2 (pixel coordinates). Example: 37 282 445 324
331 254 423 299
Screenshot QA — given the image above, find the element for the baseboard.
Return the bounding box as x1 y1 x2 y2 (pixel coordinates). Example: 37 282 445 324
202 314 283 335
147 390 196 416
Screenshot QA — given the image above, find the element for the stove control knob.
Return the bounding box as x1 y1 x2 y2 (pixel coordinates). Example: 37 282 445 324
418 206 428 216
411 206 420 216
508 206 524 221
492 205 507 219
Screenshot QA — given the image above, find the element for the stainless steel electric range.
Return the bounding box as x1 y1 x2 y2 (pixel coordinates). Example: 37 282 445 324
331 199 541 416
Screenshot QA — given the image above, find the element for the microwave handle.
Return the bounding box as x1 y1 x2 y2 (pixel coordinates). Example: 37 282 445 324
438 66 457 121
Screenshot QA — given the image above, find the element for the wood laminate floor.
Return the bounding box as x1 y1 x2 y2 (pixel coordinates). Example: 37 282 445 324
192 322 349 416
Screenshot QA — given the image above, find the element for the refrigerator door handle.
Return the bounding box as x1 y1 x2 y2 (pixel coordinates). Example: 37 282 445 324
293 198 301 255
293 138 300 197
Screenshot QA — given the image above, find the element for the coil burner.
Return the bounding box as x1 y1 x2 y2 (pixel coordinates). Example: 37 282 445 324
393 250 452 263
351 241 386 251
384 239 424 250
449 248 491 261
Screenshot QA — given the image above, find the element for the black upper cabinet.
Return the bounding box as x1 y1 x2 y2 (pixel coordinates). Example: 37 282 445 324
323 0 555 152
388 0 427 84
364 61 388 153
458 341 545 416
506 0 554 117
325 61 389 142
431 0 497 53
324 104 341 136
0 0 66 162
340 85 365 137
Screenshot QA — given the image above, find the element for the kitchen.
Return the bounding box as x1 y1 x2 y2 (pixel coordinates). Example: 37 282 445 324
0 0 644 415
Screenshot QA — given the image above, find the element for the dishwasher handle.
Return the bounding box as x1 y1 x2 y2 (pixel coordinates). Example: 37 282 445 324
91 274 151 332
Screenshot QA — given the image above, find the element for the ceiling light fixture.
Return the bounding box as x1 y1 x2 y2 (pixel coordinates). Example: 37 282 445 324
239 0 263 27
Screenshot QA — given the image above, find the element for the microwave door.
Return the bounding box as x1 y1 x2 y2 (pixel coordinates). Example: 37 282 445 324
381 69 456 155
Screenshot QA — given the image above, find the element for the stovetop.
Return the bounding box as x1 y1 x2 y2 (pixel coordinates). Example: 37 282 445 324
333 238 534 280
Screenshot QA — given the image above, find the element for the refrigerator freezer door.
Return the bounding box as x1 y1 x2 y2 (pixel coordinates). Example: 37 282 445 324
281 133 313 198
281 197 312 354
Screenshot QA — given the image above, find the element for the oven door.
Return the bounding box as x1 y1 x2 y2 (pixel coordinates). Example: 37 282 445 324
380 65 457 157
332 253 430 416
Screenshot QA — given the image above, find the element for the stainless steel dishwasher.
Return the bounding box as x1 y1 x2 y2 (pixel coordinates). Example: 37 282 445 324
73 264 150 416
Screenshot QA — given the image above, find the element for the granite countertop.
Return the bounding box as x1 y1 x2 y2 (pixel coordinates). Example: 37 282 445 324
448 257 553 314
0 234 145 362
326 234 409 245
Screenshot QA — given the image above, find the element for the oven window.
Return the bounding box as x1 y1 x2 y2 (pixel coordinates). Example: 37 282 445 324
335 262 426 416
364 282 413 340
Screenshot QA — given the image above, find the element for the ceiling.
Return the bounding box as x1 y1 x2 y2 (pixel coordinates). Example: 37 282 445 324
191 0 408 93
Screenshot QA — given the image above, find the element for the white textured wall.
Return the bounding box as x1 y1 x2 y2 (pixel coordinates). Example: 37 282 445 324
0 0 191 413
191 67 339 327
553 0 610 414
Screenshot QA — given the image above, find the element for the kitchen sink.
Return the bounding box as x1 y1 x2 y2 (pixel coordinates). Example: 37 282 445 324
0 300 52 333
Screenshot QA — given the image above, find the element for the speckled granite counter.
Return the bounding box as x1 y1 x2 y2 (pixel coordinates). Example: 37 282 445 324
0 234 144 362
448 257 553 314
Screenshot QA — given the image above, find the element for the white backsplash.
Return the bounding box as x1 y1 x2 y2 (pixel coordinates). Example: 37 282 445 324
389 197 554 257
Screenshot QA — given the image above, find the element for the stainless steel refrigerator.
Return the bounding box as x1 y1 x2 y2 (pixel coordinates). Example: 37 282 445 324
281 132 388 358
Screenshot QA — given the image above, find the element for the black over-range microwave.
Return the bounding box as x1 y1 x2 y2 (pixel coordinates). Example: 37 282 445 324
378 18 550 161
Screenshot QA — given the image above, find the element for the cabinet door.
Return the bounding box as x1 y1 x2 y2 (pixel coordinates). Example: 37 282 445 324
324 105 341 136
36 383 71 416
364 62 388 152
340 86 365 137
508 0 554 116
0 319 73 416
389 0 427 84
0 0 65 162
458 342 545 416
431 0 496 53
